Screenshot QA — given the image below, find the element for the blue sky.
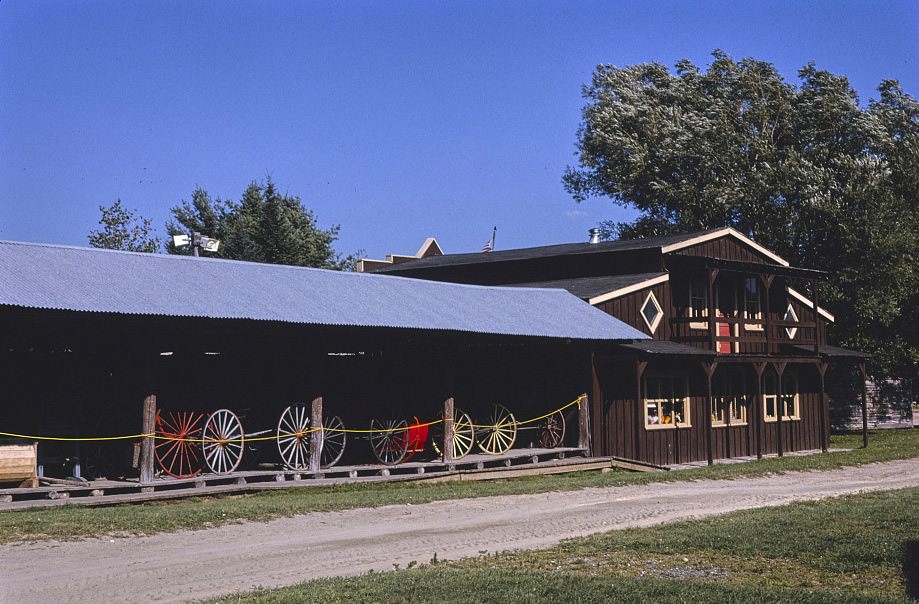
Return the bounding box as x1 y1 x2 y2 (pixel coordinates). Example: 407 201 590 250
1 1 916 260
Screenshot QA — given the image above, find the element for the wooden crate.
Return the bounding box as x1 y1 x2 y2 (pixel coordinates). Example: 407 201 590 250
0 442 38 488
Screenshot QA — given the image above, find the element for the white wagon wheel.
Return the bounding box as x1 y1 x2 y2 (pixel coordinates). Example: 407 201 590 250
431 408 475 459
369 418 409 466
320 415 347 468
202 409 245 474
476 404 517 455
277 405 311 471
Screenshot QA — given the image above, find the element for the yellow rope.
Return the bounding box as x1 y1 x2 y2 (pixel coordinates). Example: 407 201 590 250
0 395 585 443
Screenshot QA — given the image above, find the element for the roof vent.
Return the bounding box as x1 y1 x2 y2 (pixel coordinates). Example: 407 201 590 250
588 228 601 244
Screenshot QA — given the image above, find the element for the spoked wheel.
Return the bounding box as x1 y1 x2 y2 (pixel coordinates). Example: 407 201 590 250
431 409 475 459
202 409 245 474
155 410 205 478
277 405 311 471
369 418 409 466
477 404 518 455
536 410 566 449
320 415 347 468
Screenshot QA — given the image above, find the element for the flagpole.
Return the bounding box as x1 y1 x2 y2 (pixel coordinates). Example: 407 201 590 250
490 226 496 251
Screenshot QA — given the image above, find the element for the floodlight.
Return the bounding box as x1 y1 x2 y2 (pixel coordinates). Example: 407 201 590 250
201 238 220 252
173 234 190 247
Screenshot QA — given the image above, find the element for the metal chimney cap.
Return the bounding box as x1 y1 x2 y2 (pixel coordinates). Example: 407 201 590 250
588 228 601 244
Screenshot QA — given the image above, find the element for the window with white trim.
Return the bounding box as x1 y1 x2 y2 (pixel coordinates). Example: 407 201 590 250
784 304 799 339
763 373 799 421
640 291 663 334
743 278 761 321
643 375 691 429
689 278 708 320
712 371 749 426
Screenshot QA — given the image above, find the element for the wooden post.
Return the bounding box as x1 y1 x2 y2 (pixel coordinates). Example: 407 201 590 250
774 361 787 457
811 280 820 354
753 362 766 459
139 394 156 484
633 360 647 461
309 395 323 473
701 361 716 465
761 275 774 354
442 396 455 463
707 268 719 352
578 391 591 454
817 362 829 452
859 361 869 448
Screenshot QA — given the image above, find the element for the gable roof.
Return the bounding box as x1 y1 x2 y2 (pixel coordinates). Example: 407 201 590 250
375 227 788 273
510 273 669 305
0 240 649 342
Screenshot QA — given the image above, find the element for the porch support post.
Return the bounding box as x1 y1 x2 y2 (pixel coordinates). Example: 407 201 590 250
773 361 787 457
441 358 456 463
633 359 647 461
817 362 829 452
442 396 455 463
308 395 323 474
578 391 591 454
753 362 766 459
701 360 717 465
140 394 157 484
139 355 157 484
859 361 869 448
761 275 774 354
707 268 719 352
811 280 820 353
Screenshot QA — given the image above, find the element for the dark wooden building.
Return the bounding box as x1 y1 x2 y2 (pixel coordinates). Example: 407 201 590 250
371 227 870 466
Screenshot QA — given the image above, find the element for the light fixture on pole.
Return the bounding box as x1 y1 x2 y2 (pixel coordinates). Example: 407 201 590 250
173 232 220 257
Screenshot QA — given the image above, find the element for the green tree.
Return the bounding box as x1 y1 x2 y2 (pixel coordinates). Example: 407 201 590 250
88 199 160 252
564 51 919 378
166 178 358 270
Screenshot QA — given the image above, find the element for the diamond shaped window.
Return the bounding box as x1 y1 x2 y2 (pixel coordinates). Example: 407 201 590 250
784 304 799 339
641 292 663 334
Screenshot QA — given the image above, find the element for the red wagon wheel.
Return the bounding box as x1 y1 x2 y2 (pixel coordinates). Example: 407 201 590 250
536 410 566 449
369 418 409 466
155 410 205 478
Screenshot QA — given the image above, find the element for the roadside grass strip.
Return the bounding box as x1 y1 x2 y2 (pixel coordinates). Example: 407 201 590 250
1 429 916 544
213 488 918 603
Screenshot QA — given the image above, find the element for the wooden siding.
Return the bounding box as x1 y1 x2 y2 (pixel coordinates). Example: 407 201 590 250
671 235 777 264
593 358 826 464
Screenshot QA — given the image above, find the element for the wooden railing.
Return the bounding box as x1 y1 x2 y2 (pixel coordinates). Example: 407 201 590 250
669 316 816 354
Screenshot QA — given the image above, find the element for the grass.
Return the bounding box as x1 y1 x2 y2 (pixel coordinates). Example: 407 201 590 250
212 487 919 603
0 429 916 544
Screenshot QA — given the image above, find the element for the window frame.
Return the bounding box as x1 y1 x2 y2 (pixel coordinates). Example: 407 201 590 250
643 374 692 430
763 373 800 422
712 371 750 427
784 304 799 339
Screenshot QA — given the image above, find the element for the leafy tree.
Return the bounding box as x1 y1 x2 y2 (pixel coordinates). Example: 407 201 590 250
166 178 358 270
88 199 160 252
564 51 919 378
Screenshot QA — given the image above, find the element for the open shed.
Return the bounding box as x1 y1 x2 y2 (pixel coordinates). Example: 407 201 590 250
0 241 646 481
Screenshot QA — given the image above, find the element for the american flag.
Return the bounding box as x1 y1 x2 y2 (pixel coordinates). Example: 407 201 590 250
482 226 496 253
481 240 493 253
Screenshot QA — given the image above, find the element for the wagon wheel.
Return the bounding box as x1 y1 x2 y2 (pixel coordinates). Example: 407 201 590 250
155 410 205 478
476 404 517 455
320 415 347 468
536 410 566 449
369 418 409 466
431 409 475 459
202 409 245 474
277 405 311 471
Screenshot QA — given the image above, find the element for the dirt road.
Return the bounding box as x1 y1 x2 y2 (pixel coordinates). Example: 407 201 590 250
2 459 917 603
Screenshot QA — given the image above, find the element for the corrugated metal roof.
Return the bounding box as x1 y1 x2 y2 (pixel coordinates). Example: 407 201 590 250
0 241 649 341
